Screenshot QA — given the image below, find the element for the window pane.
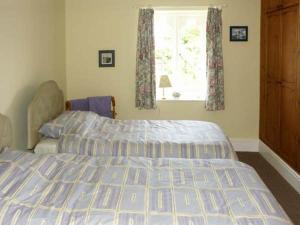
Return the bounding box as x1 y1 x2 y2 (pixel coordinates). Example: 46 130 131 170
155 10 207 100
155 13 176 79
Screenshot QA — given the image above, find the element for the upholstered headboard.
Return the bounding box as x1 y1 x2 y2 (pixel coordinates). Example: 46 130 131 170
0 114 12 150
27 81 64 149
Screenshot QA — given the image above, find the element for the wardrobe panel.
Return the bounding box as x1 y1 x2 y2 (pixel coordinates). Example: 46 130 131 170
281 6 298 83
260 11 267 140
265 82 281 151
266 0 282 11
266 11 281 82
280 83 297 168
282 0 299 7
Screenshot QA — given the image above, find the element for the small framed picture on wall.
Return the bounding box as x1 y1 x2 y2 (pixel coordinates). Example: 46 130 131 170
230 26 248 42
99 50 115 67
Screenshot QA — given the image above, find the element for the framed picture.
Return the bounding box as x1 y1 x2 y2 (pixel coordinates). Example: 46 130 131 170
230 26 248 42
99 50 115 67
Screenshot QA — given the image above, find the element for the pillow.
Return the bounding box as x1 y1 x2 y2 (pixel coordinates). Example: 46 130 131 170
39 111 73 138
39 111 98 138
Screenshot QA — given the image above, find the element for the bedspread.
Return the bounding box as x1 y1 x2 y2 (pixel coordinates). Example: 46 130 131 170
0 150 292 225
58 117 237 160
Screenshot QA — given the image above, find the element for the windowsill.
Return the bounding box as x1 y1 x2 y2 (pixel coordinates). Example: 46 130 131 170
157 98 205 102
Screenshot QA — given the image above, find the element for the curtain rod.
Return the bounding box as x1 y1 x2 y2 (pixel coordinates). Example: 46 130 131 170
134 4 228 10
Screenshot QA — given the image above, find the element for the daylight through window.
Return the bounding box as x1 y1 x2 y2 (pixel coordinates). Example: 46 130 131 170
155 10 207 100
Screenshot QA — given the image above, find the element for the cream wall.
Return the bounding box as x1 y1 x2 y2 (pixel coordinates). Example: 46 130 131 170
0 0 66 148
65 0 260 139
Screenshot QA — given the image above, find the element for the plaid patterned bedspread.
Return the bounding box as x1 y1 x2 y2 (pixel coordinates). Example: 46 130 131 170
58 117 237 160
0 150 292 225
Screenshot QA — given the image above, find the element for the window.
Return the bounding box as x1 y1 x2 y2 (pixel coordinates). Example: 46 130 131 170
154 10 207 101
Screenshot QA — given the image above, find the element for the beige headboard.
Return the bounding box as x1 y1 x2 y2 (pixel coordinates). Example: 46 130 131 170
27 80 64 149
0 114 12 150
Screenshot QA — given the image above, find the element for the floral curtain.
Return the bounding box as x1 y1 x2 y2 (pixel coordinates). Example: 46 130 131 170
136 8 156 109
206 8 225 111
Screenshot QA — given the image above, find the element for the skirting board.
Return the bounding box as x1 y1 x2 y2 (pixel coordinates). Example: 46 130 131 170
230 138 259 152
259 140 300 193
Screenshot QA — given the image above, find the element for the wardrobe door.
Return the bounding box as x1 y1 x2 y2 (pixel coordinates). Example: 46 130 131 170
266 0 282 11
298 6 300 174
266 11 281 82
265 11 281 151
260 1 267 141
281 6 298 84
282 0 298 7
280 6 298 168
298 144 300 173
266 0 298 11
298 154 300 173
280 85 297 167
265 83 281 151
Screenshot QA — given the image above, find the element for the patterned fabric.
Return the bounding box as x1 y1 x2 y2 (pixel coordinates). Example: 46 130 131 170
0 150 293 225
136 8 156 109
39 111 98 138
206 8 225 111
57 115 237 160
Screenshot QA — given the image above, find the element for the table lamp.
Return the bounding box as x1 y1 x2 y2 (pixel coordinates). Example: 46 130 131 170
159 75 172 100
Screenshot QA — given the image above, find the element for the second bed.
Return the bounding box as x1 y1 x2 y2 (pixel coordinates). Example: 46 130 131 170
29 81 237 160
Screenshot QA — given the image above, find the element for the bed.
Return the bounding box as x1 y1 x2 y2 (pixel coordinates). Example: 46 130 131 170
0 150 294 225
28 81 237 160
0 113 294 224
55 113 237 159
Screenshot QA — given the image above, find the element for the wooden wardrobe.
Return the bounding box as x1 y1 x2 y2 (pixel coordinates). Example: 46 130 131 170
260 0 300 173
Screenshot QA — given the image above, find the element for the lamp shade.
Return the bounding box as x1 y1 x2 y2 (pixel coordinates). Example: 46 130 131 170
159 75 172 88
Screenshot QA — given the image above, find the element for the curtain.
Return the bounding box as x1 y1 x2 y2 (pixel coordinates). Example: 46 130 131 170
206 8 225 111
135 8 156 109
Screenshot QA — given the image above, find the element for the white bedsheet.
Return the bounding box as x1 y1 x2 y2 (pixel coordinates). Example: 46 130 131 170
34 138 58 154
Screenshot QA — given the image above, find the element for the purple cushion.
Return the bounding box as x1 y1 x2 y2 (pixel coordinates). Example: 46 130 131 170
88 96 113 118
70 99 89 111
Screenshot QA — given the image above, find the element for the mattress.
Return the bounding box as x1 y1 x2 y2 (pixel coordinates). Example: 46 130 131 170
34 138 58 154
0 150 293 225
